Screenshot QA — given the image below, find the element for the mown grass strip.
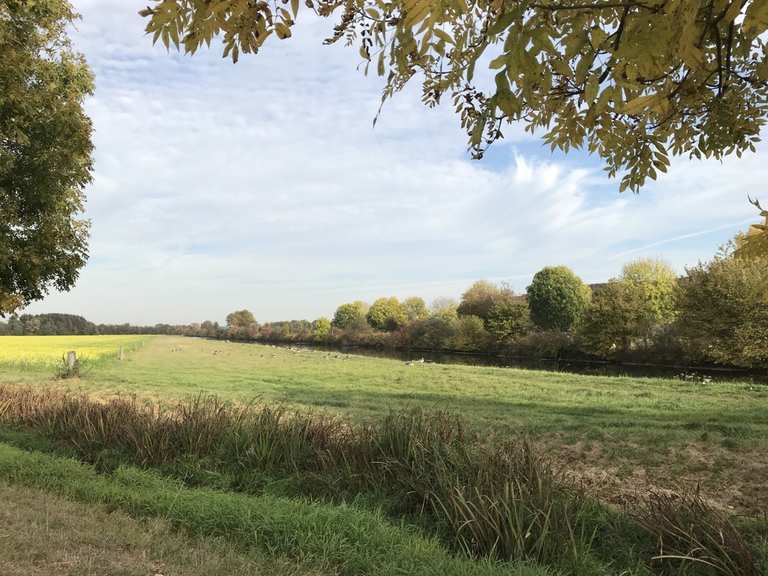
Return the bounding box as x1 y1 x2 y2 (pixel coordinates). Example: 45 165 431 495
0 482 325 576
0 442 550 576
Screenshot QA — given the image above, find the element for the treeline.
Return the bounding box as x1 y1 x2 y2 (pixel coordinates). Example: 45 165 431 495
213 243 767 370
0 313 189 338
2 240 765 370
0 314 97 336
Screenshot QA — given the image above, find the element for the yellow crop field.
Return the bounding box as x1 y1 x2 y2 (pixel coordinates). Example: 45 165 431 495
0 335 149 364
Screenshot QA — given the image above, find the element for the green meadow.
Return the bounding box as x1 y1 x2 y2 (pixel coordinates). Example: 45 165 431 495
1 334 766 575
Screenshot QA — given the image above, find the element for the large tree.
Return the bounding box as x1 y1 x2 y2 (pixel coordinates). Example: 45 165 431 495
579 259 677 356
366 296 407 330
142 1 768 193
619 258 678 325
332 300 369 329
0 0 94 315
526 266 591 331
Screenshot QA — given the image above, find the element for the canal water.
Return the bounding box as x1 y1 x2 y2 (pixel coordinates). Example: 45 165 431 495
273 342 768 384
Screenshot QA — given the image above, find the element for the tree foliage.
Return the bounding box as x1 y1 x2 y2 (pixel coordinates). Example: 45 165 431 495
579 280 644 356
1 0 94 315
456 280 513 320
313 316 332 339
0 312 96 336
675 246 768 367
226 309 257 329
735 197 768 259
332 301 369 329
485 300 531 342
579 259 677 355
142 0 768 192
366 296 407 331
619 258 678 325
527 266 591 331
403 296 429 321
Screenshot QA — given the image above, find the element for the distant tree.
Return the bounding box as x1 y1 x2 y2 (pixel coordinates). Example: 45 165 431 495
19 315 40 335
6 315 23 335
226 309 257 330
579 281 642 356
620 258 678 325
313 317 332 340
1 0 94 315
457 281 514 321
580 259 677 355
527 266 591 332
486 300 532 343
402 297 428 322
430 298 459 318
675 246 768 368
367 297 407 332
332 301 369 330
200 320 222 338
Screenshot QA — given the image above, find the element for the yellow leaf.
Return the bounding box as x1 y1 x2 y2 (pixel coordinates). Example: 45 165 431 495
622 94 659 115
744 0 768 38
275 22 291 39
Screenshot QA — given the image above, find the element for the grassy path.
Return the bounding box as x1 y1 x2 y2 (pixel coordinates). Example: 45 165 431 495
0 482 322 576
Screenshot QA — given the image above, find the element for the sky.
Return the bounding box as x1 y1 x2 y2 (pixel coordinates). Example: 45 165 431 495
24 0 764 325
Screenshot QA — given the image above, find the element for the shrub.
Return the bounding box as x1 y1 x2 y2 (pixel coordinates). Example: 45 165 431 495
510 331 575 359
406 316 458 349
526 267 591 332
485 300 532 343
451 315 491 351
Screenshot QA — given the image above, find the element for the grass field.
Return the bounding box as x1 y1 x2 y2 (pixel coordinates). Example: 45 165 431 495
0 334 766 575
0 334 148 365
1 335 767 512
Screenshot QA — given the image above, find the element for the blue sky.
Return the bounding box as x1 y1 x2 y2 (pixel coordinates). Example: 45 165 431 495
25 0 763 324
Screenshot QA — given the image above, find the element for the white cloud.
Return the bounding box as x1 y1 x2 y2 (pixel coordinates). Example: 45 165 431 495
23 0 765 324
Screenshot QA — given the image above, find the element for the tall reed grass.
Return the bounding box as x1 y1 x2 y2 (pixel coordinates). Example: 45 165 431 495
0 385 760 575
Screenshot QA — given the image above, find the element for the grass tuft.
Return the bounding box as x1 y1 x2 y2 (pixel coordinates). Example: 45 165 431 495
631 490 760 576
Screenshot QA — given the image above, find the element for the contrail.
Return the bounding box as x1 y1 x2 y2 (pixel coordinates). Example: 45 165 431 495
611 217 755 260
